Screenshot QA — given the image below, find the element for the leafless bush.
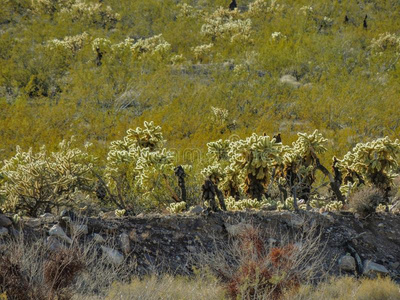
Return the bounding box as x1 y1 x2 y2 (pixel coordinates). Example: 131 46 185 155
195 220 327 300
349 186 385 216
44 248 85 299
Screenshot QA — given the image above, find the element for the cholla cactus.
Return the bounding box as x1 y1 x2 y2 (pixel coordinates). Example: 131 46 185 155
61 0 120 28
225 196 269 211
229 133 283 200
0 138 95 216
92 38 112 54
166 201 186 213
248 0 285 17
271 32 286 42
192 43 214 62
177 3 199 19
277 130 328 205
370 32 400 54
47 32 89 53
211 106 229 126
338 137 400 196
131 34 171 60
299 6 314 17
201 7 252 43
324 201 343 212
105 121 175 211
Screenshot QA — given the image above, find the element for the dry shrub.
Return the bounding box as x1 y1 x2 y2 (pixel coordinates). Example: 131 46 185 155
349 186 385 216
0 256 44 300
226 228 299 300
286 276 400 300
44 248 85 299
197 222 326 300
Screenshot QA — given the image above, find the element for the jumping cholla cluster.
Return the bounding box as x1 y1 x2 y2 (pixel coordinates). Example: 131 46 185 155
337 137 400 195
192 43 214 62
201 7 252 43
60 0 120 28
105 121 174 210
47 32 89 53
277 130 328 200
92 35 171 62
0 138 94 216
177 3 201 19
248 0 285 17
32 0 119 28
271 32 286 42
370 32 400 55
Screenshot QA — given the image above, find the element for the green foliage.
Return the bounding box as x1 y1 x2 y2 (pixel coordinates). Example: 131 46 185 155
0 138 95 216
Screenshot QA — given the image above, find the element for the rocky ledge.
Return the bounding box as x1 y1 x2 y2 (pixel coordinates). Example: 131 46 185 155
0 210 399 281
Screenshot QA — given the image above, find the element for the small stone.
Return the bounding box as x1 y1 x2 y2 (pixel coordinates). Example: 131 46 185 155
120 232 130 254
339 254 356 272
0 227 9 238
25 218 41 227
49 224 72 244
129 229 138 242
92 233 106 244
363 260 389 277
0 215 12 227
71 224 88 236
187 246 196 252
378 223 384 228
101 246 124 266
141 231 150 240
190 206 204 214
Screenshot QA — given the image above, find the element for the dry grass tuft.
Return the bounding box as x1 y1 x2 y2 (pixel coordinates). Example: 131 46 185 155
286 276 400 300
104 274 226 300
349 186 385 216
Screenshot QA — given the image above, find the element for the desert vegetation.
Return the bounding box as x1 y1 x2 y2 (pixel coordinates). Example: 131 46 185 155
1 0 400 299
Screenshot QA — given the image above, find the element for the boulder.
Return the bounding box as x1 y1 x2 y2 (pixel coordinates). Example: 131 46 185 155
363 260 389 277
101 246 124 266
120 232 131 254
25 218 41 227
190 206 204 214
0 227 9 238
0 215 12 227
49 224 72 244
339 254 356 272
